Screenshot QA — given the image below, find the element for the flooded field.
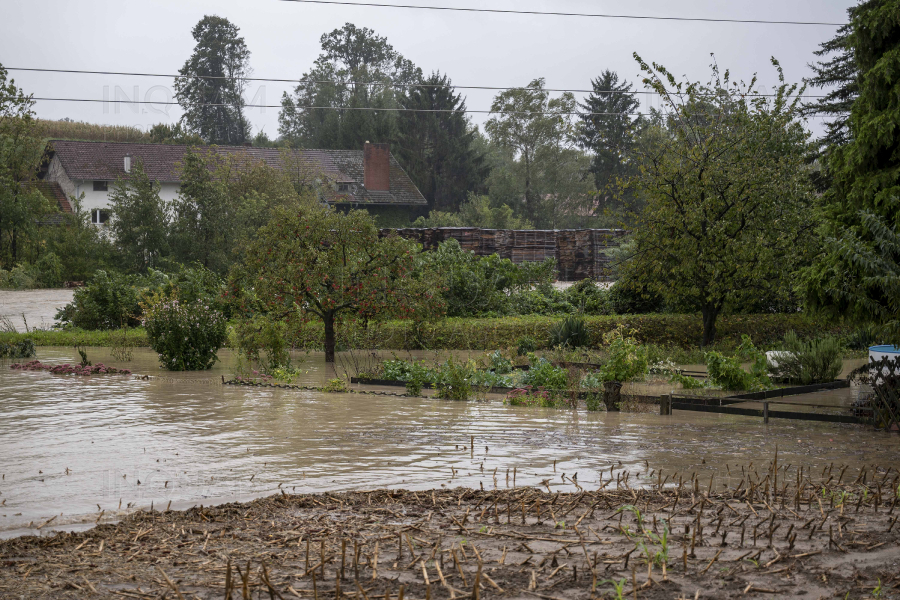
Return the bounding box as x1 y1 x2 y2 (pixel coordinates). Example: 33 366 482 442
0 288 74 332
2 347 899 540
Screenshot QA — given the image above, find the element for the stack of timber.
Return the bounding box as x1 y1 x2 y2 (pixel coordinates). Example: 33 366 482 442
384 227 628 281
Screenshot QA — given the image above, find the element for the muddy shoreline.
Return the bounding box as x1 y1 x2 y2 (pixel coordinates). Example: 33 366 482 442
3 465 898 599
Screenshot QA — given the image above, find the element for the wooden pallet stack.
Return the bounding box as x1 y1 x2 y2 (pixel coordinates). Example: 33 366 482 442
382 227 627 281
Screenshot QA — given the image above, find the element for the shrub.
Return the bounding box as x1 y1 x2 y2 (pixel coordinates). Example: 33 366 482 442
233 315 292 374
523 356 568 390
322 378 349 393
434 357 474 400
608 280 665 314
565 279 613 315
0 339 36 358
58 270 148 330
771 331 843 384
516 336 537 356
143 298 227 370
598 327 648 383
506 386 555 407
548 315 589 348
705 335 770 391
405 361 429 396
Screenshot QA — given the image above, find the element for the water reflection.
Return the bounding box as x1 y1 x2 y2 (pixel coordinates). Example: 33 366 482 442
1 347 898 537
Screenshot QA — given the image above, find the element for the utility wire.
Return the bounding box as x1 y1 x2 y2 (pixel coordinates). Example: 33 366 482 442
7 67 833 99
276 0 845 26
28 96 844 117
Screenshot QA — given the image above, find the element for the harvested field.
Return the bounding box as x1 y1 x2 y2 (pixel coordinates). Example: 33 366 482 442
2 462 899 599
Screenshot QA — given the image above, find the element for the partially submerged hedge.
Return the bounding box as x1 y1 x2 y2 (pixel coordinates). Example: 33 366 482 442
0 328 149 348
291 313 848 351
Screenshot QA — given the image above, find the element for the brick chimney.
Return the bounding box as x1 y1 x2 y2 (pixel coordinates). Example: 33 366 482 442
363 142 390 191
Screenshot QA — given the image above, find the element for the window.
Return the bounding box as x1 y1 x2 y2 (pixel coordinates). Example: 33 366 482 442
91 209 110 225
93 180 108 192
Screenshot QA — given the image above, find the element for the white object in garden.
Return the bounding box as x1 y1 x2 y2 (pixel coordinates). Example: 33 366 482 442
869 345 900 375
766 350 794 373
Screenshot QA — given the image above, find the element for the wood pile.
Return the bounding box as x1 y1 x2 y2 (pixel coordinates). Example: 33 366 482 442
384 228 628 281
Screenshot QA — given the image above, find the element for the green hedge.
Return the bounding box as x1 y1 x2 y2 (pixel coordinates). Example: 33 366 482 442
0 328 149 348
292 313 848 351
1 314 847 351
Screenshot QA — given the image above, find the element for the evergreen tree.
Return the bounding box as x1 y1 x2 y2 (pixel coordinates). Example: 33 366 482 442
279 23 421 150
801 0 900 344
576 70 642 211
108 160 170 272
802 3 865 152
395 72 488 211
175 15 252 145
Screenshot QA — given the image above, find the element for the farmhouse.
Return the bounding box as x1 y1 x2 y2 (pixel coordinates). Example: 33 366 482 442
38 140 427 224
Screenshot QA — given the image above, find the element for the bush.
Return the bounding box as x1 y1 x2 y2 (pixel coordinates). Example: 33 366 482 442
0 339 36 358
143 298 227 370
434 357 474 400
232 315 292 374
58 270 153 330
548 315 589 348
705 335 770 391
565 279 613 315
771 331 843 384
598 327 648 383
0 254 64 290
523 356 568 390
608 280 665 314
516 336 537 356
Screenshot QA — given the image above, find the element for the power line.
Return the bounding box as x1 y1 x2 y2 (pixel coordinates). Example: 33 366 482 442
7 67 833 99
276 0 845 26
28 96 844 118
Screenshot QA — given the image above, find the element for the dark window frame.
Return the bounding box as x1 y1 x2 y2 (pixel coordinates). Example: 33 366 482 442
91 209 110 225
93 180 109 192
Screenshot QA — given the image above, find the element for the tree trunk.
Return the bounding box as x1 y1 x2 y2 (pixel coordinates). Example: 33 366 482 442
701 305 719 347
603 380 622 412
324 311 336 363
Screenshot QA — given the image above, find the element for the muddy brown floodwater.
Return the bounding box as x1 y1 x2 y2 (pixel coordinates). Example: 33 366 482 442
1 347 899 541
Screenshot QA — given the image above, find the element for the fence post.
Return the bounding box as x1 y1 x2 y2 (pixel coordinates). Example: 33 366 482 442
763 401 769 424
660 394 671 416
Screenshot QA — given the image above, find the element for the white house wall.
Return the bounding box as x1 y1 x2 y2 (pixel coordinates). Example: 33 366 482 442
71 181 181 214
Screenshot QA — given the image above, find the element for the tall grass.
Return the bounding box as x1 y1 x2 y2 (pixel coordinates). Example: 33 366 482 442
39 119 151 143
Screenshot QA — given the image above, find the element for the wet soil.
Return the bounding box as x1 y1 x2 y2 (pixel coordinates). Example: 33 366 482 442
3 463 899 600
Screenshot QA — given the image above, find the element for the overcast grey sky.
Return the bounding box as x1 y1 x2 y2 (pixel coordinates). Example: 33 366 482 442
0 0 854 140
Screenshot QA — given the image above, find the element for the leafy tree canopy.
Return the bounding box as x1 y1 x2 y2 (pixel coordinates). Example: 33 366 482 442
624 54 816 346
235 206 443 362
279 23 421 150
175 15 252 145
108 159 170 272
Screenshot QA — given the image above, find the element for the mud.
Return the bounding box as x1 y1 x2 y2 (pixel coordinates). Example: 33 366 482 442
2 461 898 599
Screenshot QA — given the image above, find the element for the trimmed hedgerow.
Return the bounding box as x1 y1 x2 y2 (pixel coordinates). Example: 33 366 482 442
289 313 848 351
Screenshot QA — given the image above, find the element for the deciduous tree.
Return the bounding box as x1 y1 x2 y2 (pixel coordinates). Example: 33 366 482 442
108 159 170 272
625 55 816 346
238 206 443 362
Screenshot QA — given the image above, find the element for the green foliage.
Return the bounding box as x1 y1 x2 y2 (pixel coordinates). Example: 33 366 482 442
59 270 148 330
0 253 63 289
434 357 474 400
232 314 292 374
627 55 816 346
0 338 35 358
516 336 537 356
422 238 555 317
413 194 532 229
322 378 349 393
175 15 251 144
772 331 843 384
576 70 644 216
44 194 115 282
522 355 568 390
598 327 648 383
484 78 594 227
279 23 421 150
0 63 52 269
404 361 429 396
565 279 613 315
705 335 770 391
548 315 589 348
143 298 227 370
237 205 443 362
108 159 170 272
397 73 489 212
801 0 900 346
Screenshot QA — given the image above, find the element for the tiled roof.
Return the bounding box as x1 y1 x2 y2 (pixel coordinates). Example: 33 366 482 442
21 180 72 213
42 140 426 206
